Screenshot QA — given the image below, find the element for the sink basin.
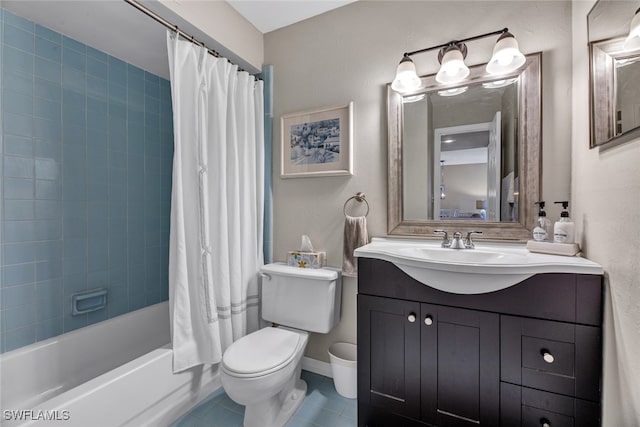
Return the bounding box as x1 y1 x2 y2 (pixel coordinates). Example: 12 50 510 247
395 247 530 265
354 238 603 294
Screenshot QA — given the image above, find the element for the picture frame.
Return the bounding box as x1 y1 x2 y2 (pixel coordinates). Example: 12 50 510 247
280 102 353 178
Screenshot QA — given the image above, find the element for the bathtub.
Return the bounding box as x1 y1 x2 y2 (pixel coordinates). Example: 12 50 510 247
0 302 221 426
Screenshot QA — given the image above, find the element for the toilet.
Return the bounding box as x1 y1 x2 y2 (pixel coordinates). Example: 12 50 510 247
221 263 342 427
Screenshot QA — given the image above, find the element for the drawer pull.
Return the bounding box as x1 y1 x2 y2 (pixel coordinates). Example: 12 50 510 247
540 418 551 427
408 313 417 323
424 315 433 326
541 349 555 364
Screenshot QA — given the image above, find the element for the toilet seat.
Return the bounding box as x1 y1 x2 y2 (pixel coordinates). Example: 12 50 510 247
222 327 305 378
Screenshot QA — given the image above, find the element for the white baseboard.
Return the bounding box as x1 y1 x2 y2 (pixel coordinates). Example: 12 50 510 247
302 356 333 378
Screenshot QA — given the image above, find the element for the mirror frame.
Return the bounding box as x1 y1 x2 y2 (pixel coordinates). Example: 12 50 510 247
589 37 640 148
387 52 541 241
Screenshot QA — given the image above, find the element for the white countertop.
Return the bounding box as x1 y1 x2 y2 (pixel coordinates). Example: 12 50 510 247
354 237 603 294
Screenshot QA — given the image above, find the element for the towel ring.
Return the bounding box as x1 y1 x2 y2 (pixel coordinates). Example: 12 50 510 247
343 192 369 217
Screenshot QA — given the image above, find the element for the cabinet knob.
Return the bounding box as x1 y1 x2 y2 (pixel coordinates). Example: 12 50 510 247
540 418 551 427
408 313 417 323
541 349 555 364
424 316 433 326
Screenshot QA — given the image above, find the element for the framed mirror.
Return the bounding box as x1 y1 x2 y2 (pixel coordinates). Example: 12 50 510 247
588 0 640 148
388 53 541 241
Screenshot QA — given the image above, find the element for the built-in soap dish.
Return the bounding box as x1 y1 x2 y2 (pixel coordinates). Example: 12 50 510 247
526 240 580 257
72 288 108 315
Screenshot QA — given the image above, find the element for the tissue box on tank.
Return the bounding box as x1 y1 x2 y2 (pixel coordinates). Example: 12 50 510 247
287 251 326 268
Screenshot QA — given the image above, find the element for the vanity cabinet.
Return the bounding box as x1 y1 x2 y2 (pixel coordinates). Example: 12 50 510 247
358 296 500 425
357 258 603 427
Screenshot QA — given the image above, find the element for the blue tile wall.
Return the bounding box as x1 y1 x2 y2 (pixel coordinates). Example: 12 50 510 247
1 8 174 353
258 65 274 265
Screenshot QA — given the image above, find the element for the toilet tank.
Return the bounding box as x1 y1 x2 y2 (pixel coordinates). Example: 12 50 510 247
260 263 341 333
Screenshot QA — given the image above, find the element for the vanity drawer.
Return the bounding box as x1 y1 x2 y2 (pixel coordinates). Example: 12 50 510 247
501 383 600 427
521 336 574 378
501 316 601 401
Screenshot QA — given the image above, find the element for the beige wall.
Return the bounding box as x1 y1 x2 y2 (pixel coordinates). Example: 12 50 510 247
2 0 265 79
156 0 264 72
265 1 573 363
572 1 640 424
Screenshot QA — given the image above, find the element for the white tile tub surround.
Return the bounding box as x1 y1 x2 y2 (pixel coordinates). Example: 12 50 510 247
0 302 220 426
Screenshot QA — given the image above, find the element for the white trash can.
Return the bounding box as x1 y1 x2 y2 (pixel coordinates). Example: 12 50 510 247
328 342 357 399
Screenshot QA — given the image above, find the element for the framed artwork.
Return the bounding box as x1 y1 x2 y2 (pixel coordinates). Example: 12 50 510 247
280 102 353 178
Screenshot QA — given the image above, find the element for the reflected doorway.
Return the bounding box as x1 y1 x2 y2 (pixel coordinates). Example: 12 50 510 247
433 112 501 221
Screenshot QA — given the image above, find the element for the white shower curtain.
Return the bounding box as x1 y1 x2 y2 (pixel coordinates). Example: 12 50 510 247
167 32 264 372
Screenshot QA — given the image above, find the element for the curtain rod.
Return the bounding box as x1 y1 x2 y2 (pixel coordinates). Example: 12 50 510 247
123 0 257 77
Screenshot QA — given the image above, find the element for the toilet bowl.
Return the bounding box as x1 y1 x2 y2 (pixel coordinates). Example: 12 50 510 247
221 327 309 427
220 263 342 427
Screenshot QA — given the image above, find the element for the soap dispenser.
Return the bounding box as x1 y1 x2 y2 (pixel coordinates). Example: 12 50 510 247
553 201 575 244
533 201 552 241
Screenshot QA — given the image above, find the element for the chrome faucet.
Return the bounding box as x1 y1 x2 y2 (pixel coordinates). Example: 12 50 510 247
464 231 483 249
434 230 450 248
435 230 483 249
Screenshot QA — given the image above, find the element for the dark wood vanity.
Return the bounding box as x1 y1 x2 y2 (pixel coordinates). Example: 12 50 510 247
357 257 603 427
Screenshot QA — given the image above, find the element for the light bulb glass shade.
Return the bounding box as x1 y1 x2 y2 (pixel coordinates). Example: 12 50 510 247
437 86 468 97
486 32 526 75
435 48 470 84
624 8 640 51
402 94 426 103
482 77 518 89
391 56 421 92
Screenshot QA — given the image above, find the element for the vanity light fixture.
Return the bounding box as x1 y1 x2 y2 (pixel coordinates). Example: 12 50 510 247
436 44 470 84
391 28 526 92
402 93 426 103
438 86 469 97
624 7 640 51
616 56 640 68
485 32 526 75
391 55 423 92
482 77 518 89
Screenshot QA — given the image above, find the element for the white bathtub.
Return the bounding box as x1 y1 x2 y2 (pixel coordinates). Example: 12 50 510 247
0 302 221 426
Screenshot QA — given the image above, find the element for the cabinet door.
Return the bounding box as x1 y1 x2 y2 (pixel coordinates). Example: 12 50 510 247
358 294 421 421
421 304 500 426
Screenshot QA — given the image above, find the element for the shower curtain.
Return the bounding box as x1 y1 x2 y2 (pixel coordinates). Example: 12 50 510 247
167 32 264 372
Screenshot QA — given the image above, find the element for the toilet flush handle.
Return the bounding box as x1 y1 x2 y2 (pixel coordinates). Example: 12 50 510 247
260 273 271 281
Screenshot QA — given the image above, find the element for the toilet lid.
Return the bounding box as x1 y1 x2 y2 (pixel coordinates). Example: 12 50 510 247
222 327 303 376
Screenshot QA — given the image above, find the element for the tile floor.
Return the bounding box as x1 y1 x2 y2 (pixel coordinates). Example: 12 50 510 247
169 371 357 427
